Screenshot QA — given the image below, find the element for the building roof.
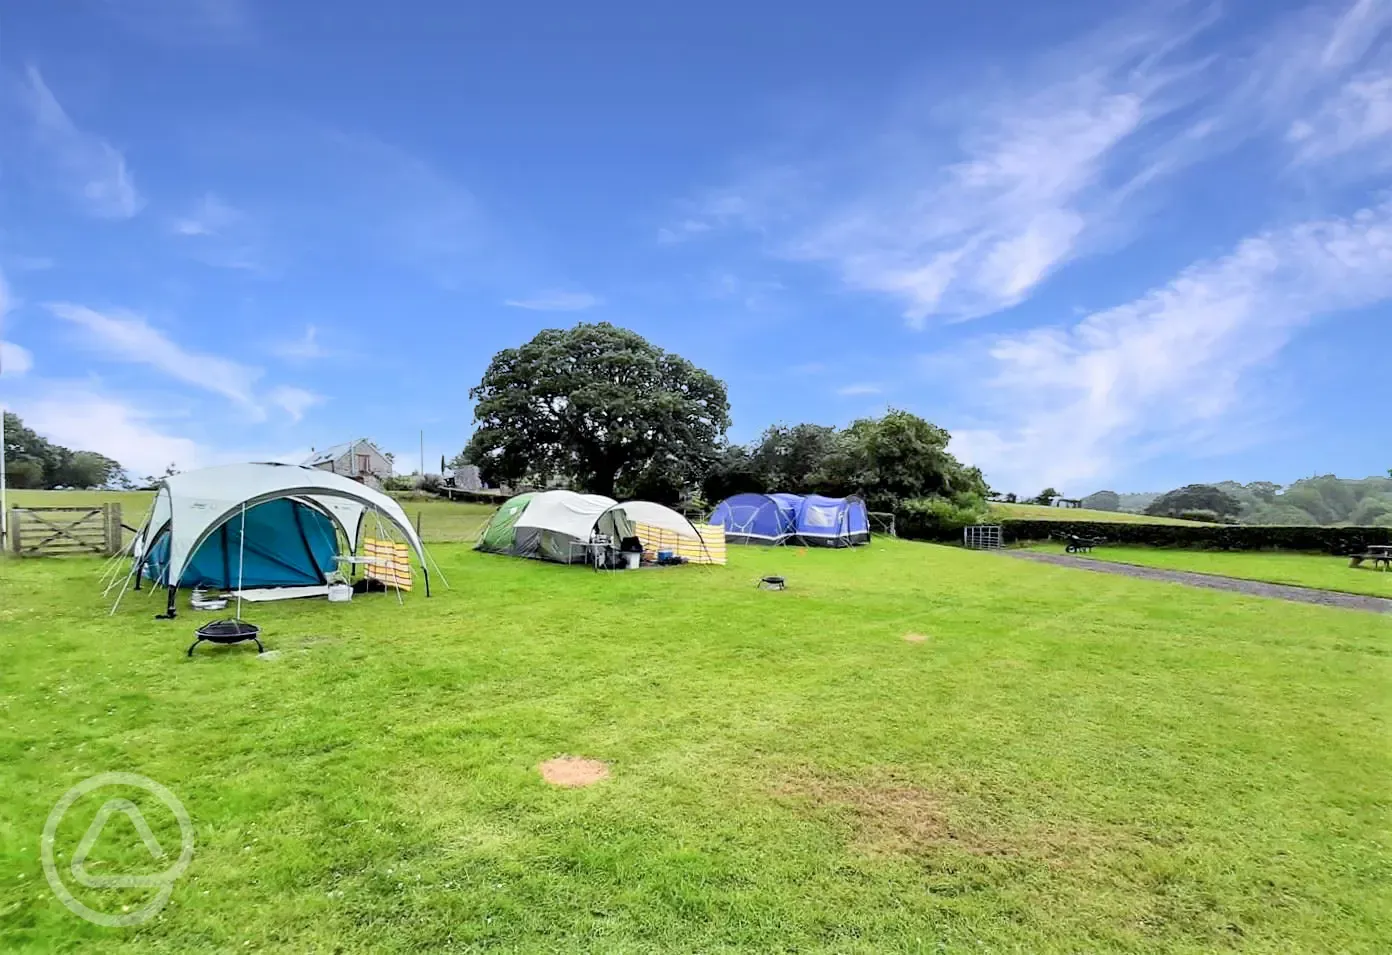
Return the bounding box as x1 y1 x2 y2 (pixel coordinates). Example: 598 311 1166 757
302 438 381 468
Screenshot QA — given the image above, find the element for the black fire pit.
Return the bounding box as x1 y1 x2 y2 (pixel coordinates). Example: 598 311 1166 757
188 619 264 656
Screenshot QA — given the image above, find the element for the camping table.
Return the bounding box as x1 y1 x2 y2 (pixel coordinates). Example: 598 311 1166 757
569 537 616 572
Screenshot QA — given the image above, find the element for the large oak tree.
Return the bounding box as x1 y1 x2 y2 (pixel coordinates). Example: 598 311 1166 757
460 323 730 499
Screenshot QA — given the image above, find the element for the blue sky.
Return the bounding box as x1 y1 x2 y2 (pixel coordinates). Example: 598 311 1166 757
1 0 1390 496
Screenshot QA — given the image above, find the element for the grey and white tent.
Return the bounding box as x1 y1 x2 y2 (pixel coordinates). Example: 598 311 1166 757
475 490 620 563
123 463 431 616
475 490 721 565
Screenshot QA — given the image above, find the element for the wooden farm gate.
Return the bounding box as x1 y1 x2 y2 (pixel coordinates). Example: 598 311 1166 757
7 504 124 557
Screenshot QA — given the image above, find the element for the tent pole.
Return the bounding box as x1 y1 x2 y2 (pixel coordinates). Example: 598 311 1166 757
235 502 247 621
423 545 449 591
100 538 137 596
100 497 155 594
107 556 139 616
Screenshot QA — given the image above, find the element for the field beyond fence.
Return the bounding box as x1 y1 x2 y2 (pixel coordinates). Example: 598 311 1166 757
993 519 1392 554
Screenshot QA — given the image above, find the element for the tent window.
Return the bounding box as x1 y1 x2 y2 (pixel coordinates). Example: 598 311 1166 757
805 505 839 528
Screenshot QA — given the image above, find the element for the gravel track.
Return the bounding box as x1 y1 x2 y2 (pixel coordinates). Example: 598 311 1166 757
1005 551 1392 614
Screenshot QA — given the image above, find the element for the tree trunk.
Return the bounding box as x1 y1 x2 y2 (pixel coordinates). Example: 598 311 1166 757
588 468 618 499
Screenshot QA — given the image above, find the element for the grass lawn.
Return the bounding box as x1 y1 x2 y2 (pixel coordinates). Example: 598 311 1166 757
1027 543 1392 599
387 496 497 543
990 503 1208 526
2 536 1389 952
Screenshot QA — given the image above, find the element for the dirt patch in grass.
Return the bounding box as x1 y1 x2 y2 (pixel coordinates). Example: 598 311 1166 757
539 756 609 788
780 773 1127 865
902 632 928 643
780 775 1006 858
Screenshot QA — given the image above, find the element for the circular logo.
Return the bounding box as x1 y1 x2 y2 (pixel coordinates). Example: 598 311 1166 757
41 772 195 927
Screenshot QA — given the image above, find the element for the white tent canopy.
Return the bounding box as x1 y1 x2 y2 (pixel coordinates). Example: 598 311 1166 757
609 500 695 537
130 463 430 612
513 490 617 540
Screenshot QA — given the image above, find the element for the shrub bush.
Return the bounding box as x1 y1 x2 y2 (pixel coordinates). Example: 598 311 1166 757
988 520 1392 555
895 493 990 540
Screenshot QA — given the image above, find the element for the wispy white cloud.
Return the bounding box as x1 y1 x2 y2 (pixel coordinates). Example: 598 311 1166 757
0 270 24 376
706 271 785 311
0 341 32 377
272 325 331 361
793 81 1166 326
836 383 882 396
671 1 1392 327
169 193 262 270
16 387 209 476
48 302 260 408
947 198 1392 491
172 193 242 236
332 133 484 285
666 16 1212 326
268 385 325 423
101 0 254 46
19 66 142 219
504 291 602 311
1248 0 1392 167
6 255 55 272
46 303 324 423
657 218 714 244
11 385 310 477
1288 71 1392 164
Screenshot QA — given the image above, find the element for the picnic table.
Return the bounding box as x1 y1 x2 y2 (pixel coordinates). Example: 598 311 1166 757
1349 544 1392 570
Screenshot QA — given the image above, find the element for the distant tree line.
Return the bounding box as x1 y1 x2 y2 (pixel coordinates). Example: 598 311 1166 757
701 412 991 516
457 323 991 530
1081 476 1392 527
2 412 125 490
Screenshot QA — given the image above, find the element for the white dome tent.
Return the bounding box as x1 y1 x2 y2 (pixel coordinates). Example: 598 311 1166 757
111 463 437 617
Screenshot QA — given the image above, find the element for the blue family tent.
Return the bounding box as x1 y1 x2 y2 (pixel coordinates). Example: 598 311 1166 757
794 494 871 547
708 492 798 545
708 493 871 547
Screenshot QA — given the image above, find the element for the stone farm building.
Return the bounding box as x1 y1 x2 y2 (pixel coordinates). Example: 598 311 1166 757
303 439 392 489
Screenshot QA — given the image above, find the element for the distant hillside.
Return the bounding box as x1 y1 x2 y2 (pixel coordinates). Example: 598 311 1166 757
1116 492 1160 513
1091 475 1392 527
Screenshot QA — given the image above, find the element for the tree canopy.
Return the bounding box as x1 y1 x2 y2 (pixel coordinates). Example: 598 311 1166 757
1144 484 1244 520
459 323 731 499
1081 490 1121 511
1086 476 1392 527
703 409 988 513
2 412 124 489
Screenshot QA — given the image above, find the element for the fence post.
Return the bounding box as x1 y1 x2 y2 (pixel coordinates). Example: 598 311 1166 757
416 510 422 537
10 509 20 554
107 503 123 556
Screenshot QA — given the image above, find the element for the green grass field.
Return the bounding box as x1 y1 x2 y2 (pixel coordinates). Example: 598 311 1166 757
2 534 1389 952
1027 543 1392 599
989 503 1207 526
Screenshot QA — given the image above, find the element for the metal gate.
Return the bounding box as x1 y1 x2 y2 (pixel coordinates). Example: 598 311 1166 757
6 504 124 557
963 524 1003 550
